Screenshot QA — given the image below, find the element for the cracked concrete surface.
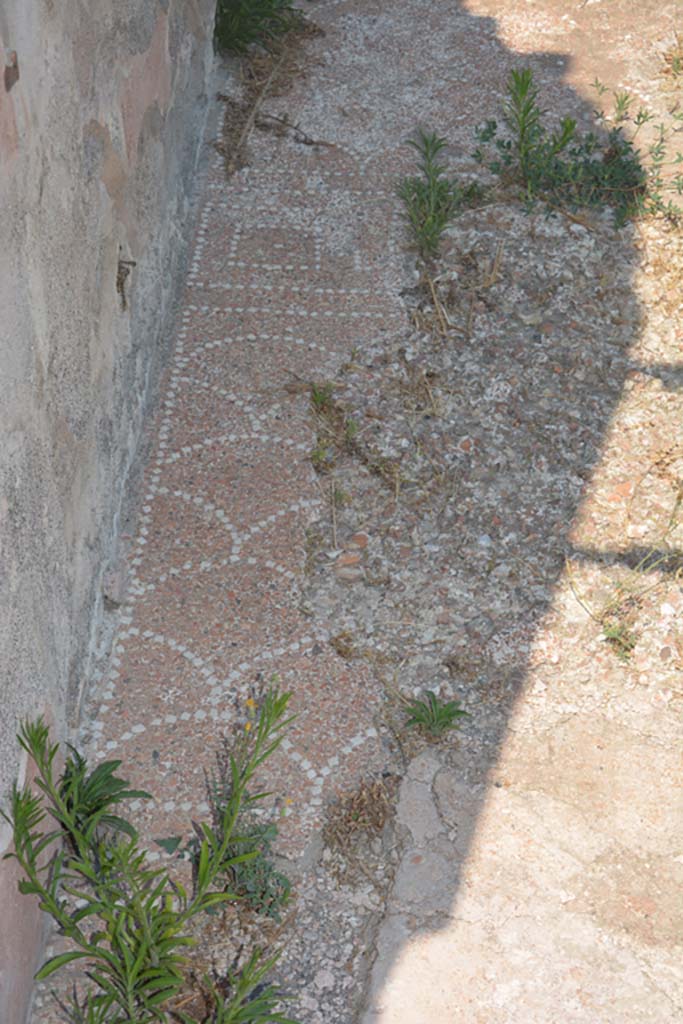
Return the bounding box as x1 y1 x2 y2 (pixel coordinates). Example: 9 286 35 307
364 734 683 1022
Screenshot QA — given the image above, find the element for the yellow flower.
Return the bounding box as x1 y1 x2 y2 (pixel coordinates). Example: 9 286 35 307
284 797 293 806
245 698 257 709
244 721 252 732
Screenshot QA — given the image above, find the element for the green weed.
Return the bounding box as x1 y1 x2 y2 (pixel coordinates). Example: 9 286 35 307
474 67 683 224
214 0 300 55
663 32 683 81
343 418 359 447
158 695 293 924
601 618 638 661
2 691 297 1024
331 485 350 509
201 950 296 1024
309 383 361 472
404 690 468 738
202 707 292 921
215 821 290 920
398 130 483 258
310 381 335 414
310 441 333 473
612 89 633 124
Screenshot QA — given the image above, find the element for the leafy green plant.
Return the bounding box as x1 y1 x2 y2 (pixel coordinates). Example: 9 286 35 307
58 952 294 1024
474 67 683 223
404 691 468 738
193 952 295 1024
16 720 151 853
216 822 290 921
214 0 300 55
200 705 292 921
398 130 483 258
2 690 296 1024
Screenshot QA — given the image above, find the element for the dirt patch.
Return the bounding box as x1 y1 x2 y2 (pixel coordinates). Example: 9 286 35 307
215 17 324 175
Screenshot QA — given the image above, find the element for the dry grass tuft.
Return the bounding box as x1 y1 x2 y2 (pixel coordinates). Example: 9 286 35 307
323 775 399 852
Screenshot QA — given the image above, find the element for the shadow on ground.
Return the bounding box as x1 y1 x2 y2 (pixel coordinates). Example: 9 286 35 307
282 1 682 1020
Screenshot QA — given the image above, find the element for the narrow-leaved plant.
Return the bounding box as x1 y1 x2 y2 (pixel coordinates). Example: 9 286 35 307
2 689 297 1024
398 129 483 258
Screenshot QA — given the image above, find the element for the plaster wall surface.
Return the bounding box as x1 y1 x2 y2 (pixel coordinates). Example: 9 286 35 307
0 2 215 1019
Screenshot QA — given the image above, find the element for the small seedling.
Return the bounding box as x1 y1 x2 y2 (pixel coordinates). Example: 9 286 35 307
309 384 364 475
310 441 333 472
613 90 633 124
398 129 483 258
332 484 350 509
344 418 359 447
310 381 335 413
663 32 683 80
404 690 468 738
601 618 637 661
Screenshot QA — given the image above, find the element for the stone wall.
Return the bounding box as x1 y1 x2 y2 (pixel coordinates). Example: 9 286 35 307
0 2 216 1019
